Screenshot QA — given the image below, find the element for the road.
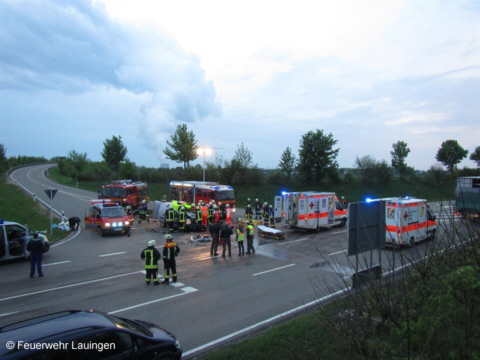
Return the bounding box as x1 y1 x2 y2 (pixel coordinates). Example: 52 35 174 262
0 164 457 358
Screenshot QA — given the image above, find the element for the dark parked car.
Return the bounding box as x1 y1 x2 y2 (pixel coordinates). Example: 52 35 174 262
0 310 182 360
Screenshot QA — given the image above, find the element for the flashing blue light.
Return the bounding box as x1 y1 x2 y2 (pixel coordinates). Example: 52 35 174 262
281 191 287 196
365 198 373 203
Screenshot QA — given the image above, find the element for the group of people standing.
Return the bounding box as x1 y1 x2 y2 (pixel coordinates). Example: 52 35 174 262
141 234 180 285
245 198 276 228
208 219 255 257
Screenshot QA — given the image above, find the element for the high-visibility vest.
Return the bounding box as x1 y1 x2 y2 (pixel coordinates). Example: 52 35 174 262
166 209 175 221
201 206 209 217
179 210 185 222
247 225 255 236
236 228 245 241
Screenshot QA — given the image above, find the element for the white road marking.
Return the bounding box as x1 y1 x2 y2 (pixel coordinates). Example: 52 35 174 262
279 237 309 245
253 264 295 276
99 252 127 257
331 230 348 234
0 312 19 318
108 286 198 314
329 250 347 256
43 260 71 266
0 271 144 302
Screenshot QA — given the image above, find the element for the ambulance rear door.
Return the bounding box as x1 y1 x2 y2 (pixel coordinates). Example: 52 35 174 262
297 196 308 228
274 196 282 220
327 194 335 225
307 195 319 228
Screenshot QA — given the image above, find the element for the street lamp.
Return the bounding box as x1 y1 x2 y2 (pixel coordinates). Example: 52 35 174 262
196 147 212 182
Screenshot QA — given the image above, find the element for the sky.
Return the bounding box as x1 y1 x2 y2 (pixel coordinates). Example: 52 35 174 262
1 0 479 172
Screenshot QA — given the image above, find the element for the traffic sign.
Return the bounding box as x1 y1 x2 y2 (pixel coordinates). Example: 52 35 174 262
45 189 58 200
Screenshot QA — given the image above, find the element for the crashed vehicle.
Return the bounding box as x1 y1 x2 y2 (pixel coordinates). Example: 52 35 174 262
0 219 49 262
152 201 205 232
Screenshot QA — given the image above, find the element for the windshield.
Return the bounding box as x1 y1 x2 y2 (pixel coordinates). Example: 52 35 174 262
100 187 127 198
102 207 126 218
216 190 235 201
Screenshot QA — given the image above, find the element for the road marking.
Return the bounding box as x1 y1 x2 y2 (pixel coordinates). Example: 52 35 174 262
99 252 127 257
43 260 71 266
279 237 309 245
0 271 144 302
253 264 295 276
108 286 198 314
329 250 347 256
331 230 348 234
0 312 19 318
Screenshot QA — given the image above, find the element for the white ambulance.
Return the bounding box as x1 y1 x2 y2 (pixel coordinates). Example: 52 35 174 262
282 191 347 232
367 196 437 247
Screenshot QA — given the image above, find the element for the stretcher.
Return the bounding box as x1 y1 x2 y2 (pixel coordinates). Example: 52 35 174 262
257 225 285 240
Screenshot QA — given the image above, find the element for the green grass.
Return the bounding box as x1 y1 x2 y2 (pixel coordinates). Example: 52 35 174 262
0 177 70 243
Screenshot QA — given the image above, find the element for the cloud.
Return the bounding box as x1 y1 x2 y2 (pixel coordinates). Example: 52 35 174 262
0 0 219 163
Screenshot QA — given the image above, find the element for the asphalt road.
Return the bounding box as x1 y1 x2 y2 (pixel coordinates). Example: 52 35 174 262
1 164 458 358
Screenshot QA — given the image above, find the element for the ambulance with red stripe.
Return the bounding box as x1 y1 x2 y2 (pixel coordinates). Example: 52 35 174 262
367 196 437 247
282 191 347 231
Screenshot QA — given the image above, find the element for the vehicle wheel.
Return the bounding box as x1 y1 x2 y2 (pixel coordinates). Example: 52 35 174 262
409 237 415 248
339 218 347 227
315 225 321 233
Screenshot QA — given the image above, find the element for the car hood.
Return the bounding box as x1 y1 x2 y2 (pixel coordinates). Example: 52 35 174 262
134 319 178 342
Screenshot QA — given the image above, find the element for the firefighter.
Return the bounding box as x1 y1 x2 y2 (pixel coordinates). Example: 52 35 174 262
214 205 220 223
236 220 245 256
178 206 186 232
342 196 347 208
269 205 275 228
166 205 175 233
141 239 161 285
162 234 180 284
246 221 255 254
196 204 203 227
263 203 269 225
138 200 149 224
225 204 232 225
255 199 262 220
219 202 226 220
201 203 209 227
246 198 252 208
208 204 215 225
245 204 253 221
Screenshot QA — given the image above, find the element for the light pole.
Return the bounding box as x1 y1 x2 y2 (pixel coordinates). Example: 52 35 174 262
196 147 212 182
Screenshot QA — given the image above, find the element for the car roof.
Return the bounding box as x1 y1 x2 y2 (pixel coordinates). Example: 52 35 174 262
0 310 123 344
0 221 24 227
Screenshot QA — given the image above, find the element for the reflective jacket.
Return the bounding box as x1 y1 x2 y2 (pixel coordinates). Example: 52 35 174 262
141 246 160 269
163 241 180 260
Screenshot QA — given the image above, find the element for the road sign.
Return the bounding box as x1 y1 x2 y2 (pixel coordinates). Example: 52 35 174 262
45 189 58 200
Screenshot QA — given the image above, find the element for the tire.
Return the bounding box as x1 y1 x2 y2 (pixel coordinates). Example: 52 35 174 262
409 237 415 248
339 218 347 227
315 225 321 233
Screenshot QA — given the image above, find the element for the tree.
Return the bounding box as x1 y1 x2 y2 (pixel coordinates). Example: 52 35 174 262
470 146 480 168
390 141 410 178
232 143 253 169
65 150 88 181
163 124 198 168
0 143 7 173
222 143 259 185
355 155 393 186
435 140 468 174
101 135 127 171
298 129 339 184
278 147 296 183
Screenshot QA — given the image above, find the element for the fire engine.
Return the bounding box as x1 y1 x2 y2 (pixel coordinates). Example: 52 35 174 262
169 181 236 209
98 180 148 209
282 191 347 231
366 196 437 247
84 199 131 236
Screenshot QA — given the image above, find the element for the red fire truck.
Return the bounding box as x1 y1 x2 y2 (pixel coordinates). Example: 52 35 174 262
98 180 148 209
169 181 236 209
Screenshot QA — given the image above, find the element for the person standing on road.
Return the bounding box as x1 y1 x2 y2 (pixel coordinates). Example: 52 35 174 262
140 239 161 285
269 205 275 228
209 220 222 256
236 221 245 256
166 205 175 233
27 232 46 278
246 221 255 254
245 204 253 221
219 222 233 257
162 234 180 284
255 199 261 220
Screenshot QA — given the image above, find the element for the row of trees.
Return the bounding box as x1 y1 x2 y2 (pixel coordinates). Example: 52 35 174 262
2 127 479 185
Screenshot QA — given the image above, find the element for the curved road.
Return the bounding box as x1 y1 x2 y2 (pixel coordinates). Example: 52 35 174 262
1 164 454 358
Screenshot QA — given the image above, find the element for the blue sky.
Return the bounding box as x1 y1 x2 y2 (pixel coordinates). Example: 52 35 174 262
1 0 479 171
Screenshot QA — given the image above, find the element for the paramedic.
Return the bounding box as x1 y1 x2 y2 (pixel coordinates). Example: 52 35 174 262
201 204 209 227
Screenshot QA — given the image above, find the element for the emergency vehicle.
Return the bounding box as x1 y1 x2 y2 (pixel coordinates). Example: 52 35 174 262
169 181 236 209
367 196 437 247
282 191 347 232
84 200 131 236
0 219 49 262
455 176 480 219
98 180 148 209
